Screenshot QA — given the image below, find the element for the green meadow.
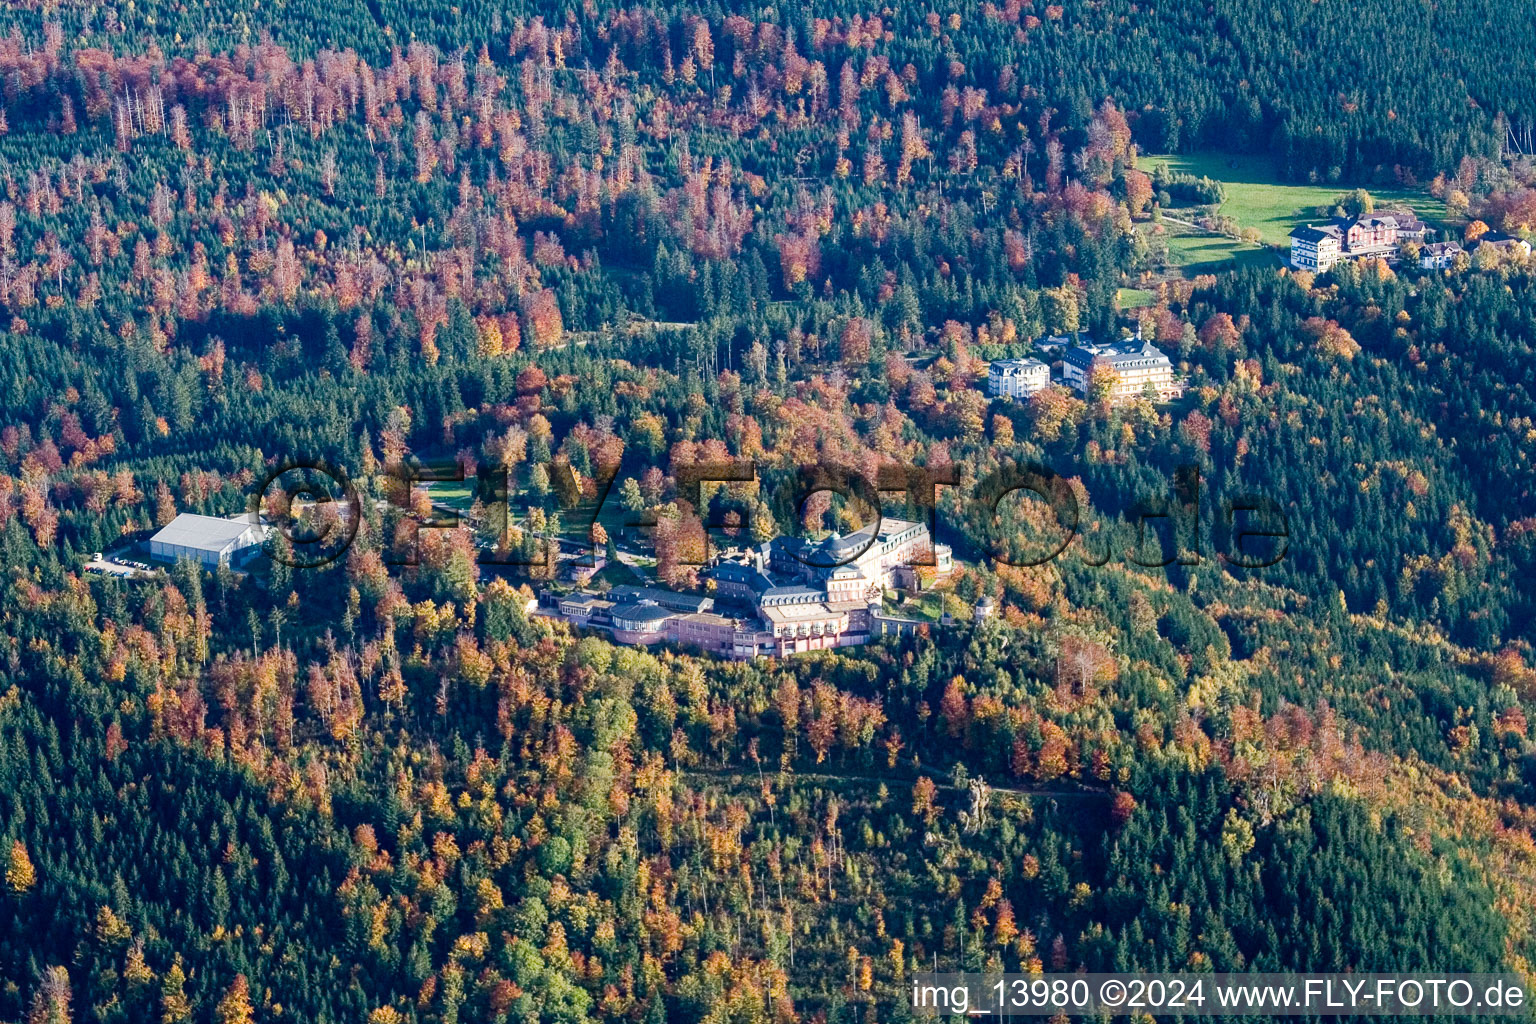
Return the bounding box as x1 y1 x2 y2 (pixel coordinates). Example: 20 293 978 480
424 479 476 511
1143 152 1452 247
1160 224 1276 275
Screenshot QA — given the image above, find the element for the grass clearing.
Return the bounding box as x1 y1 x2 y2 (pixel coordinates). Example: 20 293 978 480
1117 287 1157 308
884 589 947 623
593 560 645 588
425 480 475 511
1148 221 1276 276
1143 152 1452 247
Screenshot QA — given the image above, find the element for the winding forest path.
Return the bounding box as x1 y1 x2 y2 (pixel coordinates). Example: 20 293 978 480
679 764 1110 801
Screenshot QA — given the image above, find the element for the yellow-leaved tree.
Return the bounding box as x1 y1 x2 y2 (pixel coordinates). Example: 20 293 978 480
214 974 255 1024
5 838 34 892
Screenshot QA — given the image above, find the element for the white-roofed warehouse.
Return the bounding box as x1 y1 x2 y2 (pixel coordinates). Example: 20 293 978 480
148 513 269 567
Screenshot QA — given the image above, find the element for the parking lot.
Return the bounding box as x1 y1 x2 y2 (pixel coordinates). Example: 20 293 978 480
83 553 153 578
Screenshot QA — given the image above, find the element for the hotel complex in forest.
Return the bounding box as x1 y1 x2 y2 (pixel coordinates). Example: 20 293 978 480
1061 338 1182 403
1288 210 1428 271
988 333 1182 407
545 517 952 658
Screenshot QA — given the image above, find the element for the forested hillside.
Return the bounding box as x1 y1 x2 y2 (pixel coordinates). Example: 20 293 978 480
5 0 1536 180
1 1 1536 1022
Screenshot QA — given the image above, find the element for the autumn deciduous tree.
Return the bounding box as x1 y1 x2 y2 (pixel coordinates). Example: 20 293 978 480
154 481 177 527
1085 362 1120 402
691 20 714 87
911 775 939 825
776 231 821 289
521 289 564 348
214 975 254 1024
1491 648 1535 696
1041 286 1080 335
27 965 71 1024
1036 721 1071 780
1028 386 1082 442
939 676 968 739
1178 410 1213 453
1198 312 1240 349
1304 316 1361 360
1110 790 1137 827
994 899 1019 946
1123 169 1153 216
160 958 192 1024
839 317 874 366
5 839 34 891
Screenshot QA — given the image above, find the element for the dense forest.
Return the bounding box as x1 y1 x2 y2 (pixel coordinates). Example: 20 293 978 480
4 0 1536 180
1 0 1536 1022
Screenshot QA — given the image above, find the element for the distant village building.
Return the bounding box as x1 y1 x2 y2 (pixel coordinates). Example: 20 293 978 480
986 357 1051 399
1420 241 1464 270
564 553 606 583
1388 212 1429 243
543 517 950 659
557 592 608 625
1062 337 1181 403
1476 231 1533 259
148 513 268 568
1289 211 1427 272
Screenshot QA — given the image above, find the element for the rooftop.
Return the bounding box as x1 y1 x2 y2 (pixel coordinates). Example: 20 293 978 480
607 585 713 614
1063 339 1172 371
774 516 924 568
1293 211 1426 245
1292 224 1342 243
760 601 842 624
760 584 827 607
611 601 674 625
708 560 776 594
150 513 266 552
1353 210 1423 231
989 357 1049 375
672 611 749 628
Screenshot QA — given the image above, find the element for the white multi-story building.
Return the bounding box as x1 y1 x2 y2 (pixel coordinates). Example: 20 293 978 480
987 357 1050 399
1290 224 1344 271
1062 338 1180 403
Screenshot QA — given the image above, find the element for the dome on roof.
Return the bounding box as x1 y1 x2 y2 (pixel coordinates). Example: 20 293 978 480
611 601 672 629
